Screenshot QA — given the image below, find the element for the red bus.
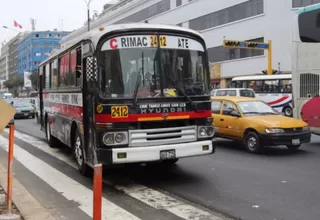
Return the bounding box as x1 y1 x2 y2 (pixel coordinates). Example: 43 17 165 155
38 23 215 176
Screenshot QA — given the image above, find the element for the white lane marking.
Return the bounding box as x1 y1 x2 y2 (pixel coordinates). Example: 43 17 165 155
115 185 224 220
12 130 225 220
0 135 140 220
12 131 77 169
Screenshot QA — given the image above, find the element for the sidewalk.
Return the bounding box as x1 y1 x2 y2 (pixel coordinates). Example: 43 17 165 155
0 163 55 220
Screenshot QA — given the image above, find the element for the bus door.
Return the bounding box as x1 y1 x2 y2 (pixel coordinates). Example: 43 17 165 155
81 42 98 166
38 67 45 130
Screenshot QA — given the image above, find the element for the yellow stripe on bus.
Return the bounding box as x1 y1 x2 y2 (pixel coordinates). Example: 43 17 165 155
137 115 190 121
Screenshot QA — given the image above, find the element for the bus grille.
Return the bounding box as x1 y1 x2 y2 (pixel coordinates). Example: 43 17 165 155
128 126 197 147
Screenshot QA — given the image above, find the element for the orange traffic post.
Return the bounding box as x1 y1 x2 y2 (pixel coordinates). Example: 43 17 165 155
6 123 15 214
93 163 102 220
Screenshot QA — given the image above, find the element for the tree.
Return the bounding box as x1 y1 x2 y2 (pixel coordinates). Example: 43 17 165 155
3 74 24 97
28 70 38 91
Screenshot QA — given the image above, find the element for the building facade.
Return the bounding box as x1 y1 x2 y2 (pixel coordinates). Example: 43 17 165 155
0 42 9 86
61 0 320 87
7 33 27 76
18 31 70 76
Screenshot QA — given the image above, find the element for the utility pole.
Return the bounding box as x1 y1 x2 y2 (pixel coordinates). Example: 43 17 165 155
30 18 36 31
84 0 93 31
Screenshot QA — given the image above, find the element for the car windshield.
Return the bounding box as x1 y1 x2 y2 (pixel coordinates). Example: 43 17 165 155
237 100 277 115
98 34 209 99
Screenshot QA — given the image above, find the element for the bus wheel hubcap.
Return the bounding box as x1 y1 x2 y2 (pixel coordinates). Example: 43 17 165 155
74 136 83 166
285 108 292 115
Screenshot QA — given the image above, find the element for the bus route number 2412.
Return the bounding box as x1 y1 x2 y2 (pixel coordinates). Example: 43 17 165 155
150 36 167 47
111 106 129 118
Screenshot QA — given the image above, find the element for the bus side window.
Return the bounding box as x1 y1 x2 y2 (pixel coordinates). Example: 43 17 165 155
264 80 279 93
280 79 292 93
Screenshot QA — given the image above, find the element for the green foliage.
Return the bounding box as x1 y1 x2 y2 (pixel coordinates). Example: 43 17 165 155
28 71 38 90
3 74 24 97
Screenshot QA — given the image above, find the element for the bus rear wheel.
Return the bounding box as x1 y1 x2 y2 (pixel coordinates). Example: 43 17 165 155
283 106 293 117
72 128 92 177
46 119 60 148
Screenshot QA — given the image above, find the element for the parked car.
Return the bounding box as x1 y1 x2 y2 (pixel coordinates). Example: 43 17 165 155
211 96 311 153
13 101 36 119
211 88 256 98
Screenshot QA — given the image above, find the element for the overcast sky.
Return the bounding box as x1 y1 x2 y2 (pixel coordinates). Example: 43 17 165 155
0 0 113 44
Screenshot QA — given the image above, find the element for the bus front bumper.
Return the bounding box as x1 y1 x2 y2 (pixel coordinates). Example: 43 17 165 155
97 140 215 165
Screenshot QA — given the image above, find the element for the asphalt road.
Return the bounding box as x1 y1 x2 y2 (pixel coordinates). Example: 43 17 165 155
14 118 320 220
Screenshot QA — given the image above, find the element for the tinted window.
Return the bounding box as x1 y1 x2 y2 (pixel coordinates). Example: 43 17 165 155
211 101 221 114
216 90 237 96
239 89 255 97
114 0 170 24
189 0 264 31
298 8 320 42
293 0 320 8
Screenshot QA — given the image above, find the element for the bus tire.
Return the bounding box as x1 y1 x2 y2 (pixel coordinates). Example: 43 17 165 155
73 128 92 177
283 106 293 117
46 118 60 148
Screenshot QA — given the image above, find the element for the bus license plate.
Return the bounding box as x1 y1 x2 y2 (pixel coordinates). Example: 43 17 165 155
160 150 176 160
292 139 300 145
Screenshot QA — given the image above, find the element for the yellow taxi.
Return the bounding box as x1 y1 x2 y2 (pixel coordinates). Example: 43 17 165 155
211 96 311 153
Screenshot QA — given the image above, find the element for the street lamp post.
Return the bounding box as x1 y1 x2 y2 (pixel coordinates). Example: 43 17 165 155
84 0 93 32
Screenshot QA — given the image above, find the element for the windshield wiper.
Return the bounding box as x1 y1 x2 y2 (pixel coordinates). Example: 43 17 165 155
132 71 142 108
164 66 198 112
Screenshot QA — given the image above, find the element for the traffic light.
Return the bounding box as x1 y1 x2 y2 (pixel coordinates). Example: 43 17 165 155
262 69 278 75
223 40 240 47
247 42 258 48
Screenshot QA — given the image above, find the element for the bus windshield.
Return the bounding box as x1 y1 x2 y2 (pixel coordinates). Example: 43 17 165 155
298 7 320 42
98 34 209 99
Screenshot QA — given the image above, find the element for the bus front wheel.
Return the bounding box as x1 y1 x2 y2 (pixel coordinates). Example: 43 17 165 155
283 106 293 117
73 128 92 177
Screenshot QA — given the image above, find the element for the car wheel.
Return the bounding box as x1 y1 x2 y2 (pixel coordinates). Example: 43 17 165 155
46 118 60 148
244 131 263 153
73 128 92 177
283 106 293 117
286 144 301 150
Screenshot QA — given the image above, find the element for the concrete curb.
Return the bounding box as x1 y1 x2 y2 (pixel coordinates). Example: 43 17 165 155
0 163 56 220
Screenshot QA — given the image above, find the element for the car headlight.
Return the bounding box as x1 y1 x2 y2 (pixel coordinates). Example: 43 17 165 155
102 131 128 146
265 128 284 133
198 126 214 138
302 126 310 131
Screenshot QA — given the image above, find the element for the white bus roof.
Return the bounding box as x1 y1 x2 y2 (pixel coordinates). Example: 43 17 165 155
39 23 203 66
232 74 292 81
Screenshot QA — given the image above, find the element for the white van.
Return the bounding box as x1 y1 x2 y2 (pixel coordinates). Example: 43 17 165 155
210 88 256 98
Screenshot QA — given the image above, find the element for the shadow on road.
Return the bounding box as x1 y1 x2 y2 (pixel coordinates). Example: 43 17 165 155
215 139 312 157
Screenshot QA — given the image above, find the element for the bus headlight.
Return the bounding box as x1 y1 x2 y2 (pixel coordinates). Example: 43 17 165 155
102 132 128 146
198 126 214 138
